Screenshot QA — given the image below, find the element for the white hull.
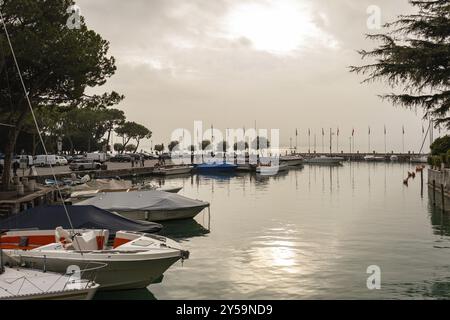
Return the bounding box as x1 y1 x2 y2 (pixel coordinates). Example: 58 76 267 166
256 164 289 176
0 267 99 300
6 254 181 291
119 205 209 222
153 166 193 176
3 231 188 291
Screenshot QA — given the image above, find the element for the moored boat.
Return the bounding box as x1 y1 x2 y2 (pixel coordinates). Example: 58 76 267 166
1 229 189 291
305 156 344 165
195 163 237 173
364 155 385 162
76 190 210 222
256 163 289 176
280 155 304 167
153 165 193 176
0 266 100 300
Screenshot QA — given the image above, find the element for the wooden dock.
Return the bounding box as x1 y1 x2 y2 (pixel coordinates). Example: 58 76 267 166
0 187 56 217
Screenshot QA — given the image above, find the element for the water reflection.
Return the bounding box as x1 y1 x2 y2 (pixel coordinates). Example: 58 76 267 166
159 219 210 241
119 163 450 299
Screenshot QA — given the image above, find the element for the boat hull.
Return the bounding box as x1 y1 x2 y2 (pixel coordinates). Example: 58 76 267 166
153 167 193 176
120 205 209 222
5 254 181 291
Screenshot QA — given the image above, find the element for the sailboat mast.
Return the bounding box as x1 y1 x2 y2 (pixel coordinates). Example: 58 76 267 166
329 128 332 155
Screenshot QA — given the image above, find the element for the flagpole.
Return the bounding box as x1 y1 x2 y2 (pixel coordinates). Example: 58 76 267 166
295 129 298 154
322 128 324 154
402 126 405 153
336 127 339 153
314 134 317 153
308 129 311 154
368 126 371 154
384 125 387 155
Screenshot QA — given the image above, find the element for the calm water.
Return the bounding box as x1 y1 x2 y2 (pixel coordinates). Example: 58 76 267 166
96 162 450 300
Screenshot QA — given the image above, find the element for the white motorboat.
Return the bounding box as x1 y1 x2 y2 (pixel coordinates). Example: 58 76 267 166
390 155 399 161
1 228 189 291
410 155 428 163
364 155 385 162
305 156 344 165
256 163 289 176
76 190 210 222
0 266 100 300
280 155 304 167
69 179 182 202
153 165 193 176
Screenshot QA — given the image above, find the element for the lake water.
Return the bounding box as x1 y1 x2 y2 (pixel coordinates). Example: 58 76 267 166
96 162 450 300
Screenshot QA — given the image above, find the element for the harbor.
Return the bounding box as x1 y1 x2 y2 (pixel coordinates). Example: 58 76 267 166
0 0 448 304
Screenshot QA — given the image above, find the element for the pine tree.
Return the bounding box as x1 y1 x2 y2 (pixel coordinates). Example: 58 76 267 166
351 0 449 127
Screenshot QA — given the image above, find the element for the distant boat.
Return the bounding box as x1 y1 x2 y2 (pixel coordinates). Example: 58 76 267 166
305 156 343 165
76 190 210 222
410 155 428 163
390 155 399 161
0 266 99 300
195 163 237 173
280 155 304 167
256 163 289 176
153 165 193 176
364 155 385 162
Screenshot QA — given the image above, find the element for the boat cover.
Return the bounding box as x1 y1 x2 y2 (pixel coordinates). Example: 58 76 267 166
75 190 209 212
0 205 162 234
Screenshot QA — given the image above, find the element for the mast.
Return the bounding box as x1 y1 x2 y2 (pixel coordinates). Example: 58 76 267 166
329 128 332 156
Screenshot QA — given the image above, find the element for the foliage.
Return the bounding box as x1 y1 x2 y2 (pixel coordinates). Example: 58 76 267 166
115 121 152 153
350 0 450 127
0 0 120 189
168 141 180 152
430 135 450 155
154 144 164 152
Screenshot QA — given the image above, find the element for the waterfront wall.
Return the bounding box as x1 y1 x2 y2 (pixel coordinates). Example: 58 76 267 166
428 169 450 198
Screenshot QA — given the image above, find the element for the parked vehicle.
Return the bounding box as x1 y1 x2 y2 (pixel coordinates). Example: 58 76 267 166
34 155 58 167
110 154 132 163
86 153 108 163
69 159 106 171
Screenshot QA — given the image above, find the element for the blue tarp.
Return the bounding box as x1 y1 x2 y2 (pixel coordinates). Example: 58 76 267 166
0 205 162 235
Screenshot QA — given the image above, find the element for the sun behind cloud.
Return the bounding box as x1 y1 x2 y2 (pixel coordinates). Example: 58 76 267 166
223 0 339 55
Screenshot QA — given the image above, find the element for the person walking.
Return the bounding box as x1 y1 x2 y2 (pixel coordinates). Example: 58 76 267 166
12 161 19 177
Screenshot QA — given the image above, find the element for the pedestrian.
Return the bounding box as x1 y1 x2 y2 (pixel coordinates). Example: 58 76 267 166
12 161 19 177
141 156 145 167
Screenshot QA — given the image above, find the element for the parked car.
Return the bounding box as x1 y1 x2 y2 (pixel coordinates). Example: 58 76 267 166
67 155 86 163
69 159 106 171
34 155 57 167
110 154 132 163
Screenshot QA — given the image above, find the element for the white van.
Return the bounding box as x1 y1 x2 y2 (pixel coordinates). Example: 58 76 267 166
86 153 107 163
34 155 68 166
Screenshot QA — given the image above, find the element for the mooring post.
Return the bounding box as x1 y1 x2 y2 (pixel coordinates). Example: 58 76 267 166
433 180 436 205
420 169 424 197
441 184 445 212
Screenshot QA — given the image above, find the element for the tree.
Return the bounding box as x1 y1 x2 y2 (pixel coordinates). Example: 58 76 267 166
350 0 450 127
251 137 270 150
430 135 450 155
0 0 120 189
124 144 136 153
201 140 211 150
168 141 180 152
115 121 152 153
154 144 164 153
234 141 249 151
113 143 124 153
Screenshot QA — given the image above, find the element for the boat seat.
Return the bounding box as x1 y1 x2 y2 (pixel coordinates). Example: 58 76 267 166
72 231 99 251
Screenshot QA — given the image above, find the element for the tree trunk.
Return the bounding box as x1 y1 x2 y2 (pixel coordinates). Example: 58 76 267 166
134 139 140 153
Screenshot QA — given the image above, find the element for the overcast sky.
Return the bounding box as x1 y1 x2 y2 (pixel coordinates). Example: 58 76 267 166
76 0 439 153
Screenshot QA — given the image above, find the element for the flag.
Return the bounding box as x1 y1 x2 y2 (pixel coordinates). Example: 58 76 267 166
322 128 324 136
368 126 371 135
352 128 355 136
337 127 340 136
402 126 405 135
384 125 386 135
308 128 311 136
296 129 298 136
